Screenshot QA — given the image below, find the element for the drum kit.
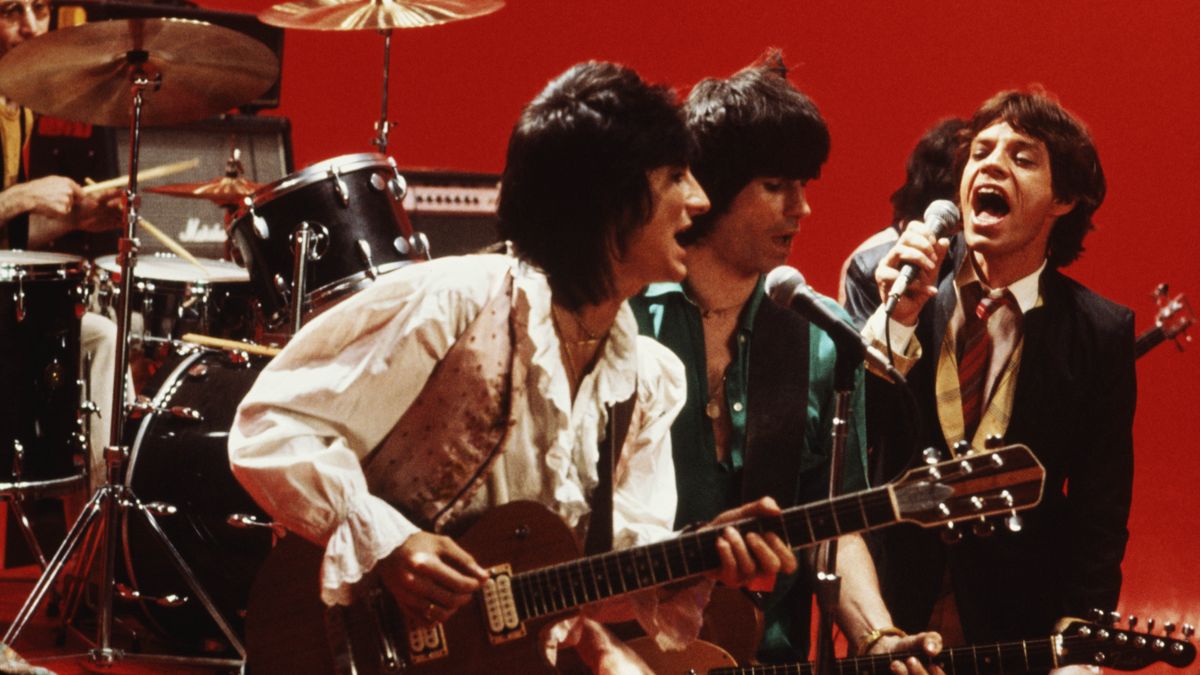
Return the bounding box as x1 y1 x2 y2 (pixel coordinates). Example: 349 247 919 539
0 0 504 669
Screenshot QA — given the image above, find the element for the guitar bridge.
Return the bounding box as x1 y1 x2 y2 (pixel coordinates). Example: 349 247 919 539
482 563 525 645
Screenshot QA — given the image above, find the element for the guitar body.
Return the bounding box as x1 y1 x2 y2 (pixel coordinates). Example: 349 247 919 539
245 501 582 675
627 636 737 674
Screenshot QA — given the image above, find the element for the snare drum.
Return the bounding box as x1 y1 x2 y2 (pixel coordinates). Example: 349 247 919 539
229 153 422 327
0 251 88 488
95 254 261 349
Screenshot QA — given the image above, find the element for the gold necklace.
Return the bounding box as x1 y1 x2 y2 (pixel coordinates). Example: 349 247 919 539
705 373 726 420
552 304 605 345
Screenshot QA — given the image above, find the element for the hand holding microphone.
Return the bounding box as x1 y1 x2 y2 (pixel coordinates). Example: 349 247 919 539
878 199 961 321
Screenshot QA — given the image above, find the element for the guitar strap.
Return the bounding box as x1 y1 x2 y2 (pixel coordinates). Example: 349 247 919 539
584 384 637 555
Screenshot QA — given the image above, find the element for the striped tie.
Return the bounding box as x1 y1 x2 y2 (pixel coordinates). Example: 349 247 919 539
958 283 1014 439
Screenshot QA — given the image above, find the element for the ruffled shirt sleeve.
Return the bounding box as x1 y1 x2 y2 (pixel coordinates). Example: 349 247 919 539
228 256 510 605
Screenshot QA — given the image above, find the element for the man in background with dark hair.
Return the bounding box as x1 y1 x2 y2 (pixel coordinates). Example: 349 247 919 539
633 54 942 670
847 91 1134 657
840 117 966 323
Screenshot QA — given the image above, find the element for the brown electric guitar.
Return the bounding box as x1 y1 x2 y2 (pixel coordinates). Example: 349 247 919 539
243 444 1044 675
630 610 1197 674
1135 285 1194 359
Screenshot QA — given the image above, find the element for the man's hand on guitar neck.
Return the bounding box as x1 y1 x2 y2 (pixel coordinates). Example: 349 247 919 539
707 497 799 590
379 531 490 625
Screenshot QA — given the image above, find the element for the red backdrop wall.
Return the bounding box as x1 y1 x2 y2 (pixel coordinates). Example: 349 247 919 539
203 0 1200 655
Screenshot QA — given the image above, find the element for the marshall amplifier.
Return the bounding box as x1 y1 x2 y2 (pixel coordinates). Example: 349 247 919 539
399 168 501 258
110 115 293 260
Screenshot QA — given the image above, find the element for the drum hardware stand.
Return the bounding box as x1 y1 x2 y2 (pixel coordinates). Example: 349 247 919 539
2 53 247 671
372 28 393 154
289 221 327 333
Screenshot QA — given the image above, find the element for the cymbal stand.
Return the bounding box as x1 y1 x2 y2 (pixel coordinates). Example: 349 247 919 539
3 52 245 670
371 28 393 154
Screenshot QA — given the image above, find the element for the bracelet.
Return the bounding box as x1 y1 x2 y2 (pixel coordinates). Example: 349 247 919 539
858 626 908 654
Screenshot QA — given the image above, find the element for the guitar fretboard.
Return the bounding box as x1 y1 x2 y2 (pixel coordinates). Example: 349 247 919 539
710 636 1061 674
510 485 898 620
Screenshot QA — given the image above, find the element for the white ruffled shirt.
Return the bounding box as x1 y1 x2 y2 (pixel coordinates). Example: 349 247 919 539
228 254 686 608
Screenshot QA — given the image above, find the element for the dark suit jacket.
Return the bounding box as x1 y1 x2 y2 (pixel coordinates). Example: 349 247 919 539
843 237 1136 643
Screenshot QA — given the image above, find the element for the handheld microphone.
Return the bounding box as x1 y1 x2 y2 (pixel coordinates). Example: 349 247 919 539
881 199 961 316
765 266 905 385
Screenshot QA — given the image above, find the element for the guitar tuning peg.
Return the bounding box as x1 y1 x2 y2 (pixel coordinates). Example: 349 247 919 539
1127 614 1138 629
1164 621 1177 635
972 518 995 537
1154 283 1169 301
1005 511 1023 532
1089 608 1106 622
1182 623 1194 638
922 447 944 465
984 434 1004 449
941 521 963 544
1108 611 1122 626
1147 618 1157 633
951 440 970 458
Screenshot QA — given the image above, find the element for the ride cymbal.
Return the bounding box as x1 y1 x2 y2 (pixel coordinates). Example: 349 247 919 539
259 0 504 31
0 18 279 127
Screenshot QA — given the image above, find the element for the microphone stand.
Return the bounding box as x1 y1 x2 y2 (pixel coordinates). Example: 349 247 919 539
812 343 860 675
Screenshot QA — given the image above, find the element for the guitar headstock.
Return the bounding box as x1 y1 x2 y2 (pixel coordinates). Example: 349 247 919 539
1154 287 1195 345
891 444 1045 529
1059 610 1196 670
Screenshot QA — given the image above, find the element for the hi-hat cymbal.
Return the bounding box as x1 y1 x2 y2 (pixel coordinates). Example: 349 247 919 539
146 176 264 206
259 0 504 31
0 18 279 127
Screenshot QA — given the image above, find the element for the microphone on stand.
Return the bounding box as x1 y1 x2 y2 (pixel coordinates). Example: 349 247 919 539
765 266 905 385
881 199 961 316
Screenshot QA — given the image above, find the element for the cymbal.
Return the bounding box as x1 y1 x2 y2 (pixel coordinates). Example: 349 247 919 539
0 18 279 127
146 176 264 206
259 0 504 31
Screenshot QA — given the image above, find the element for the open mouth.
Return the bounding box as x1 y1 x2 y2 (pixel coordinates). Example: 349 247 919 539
972 186 1011 221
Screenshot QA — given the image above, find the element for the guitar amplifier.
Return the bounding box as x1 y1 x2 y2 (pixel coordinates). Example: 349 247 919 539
399 168 501 258
110 115 294 260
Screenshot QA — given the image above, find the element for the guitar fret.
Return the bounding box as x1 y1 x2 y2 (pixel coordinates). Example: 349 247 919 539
584 555 601 603
833 496 867 533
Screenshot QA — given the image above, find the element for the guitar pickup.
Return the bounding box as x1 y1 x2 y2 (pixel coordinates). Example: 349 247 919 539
482 563 525 645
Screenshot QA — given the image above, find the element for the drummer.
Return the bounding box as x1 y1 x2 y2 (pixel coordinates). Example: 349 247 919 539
0 0 124 521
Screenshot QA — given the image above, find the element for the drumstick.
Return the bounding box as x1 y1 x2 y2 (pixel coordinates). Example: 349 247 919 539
81 158 200 195
136 217 209 275
181 333 280 358
83 178 209 276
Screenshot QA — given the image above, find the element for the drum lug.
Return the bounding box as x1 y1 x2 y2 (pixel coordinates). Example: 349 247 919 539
144 501 178 517
13 269 26 322
125 398 203 422
357 239 379 280
11 439 24 479
386 157 407 202
244 197 270 240
227 513 287 538
330 165 350 207
410 231 431 260
115 582 187 608
80 400 102 418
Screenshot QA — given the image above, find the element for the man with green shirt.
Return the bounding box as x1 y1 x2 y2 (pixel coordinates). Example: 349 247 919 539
631 53 940 669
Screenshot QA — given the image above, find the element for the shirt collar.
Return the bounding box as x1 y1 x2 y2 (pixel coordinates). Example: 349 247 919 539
955 256 1045 314
641 277 766 334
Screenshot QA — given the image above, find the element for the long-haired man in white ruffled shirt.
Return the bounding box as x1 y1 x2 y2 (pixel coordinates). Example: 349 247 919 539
229 61 798 673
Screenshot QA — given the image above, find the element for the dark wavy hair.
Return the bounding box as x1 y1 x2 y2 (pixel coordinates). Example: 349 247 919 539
958 90 1105 268
497 61 692 309
891 117 967 225
681 50 829 244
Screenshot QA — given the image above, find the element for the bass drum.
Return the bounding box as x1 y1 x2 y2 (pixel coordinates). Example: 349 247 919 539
121 348 273 649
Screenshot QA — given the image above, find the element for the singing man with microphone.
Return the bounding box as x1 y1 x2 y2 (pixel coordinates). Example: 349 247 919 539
847 91 1134 665
630 52 942 670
